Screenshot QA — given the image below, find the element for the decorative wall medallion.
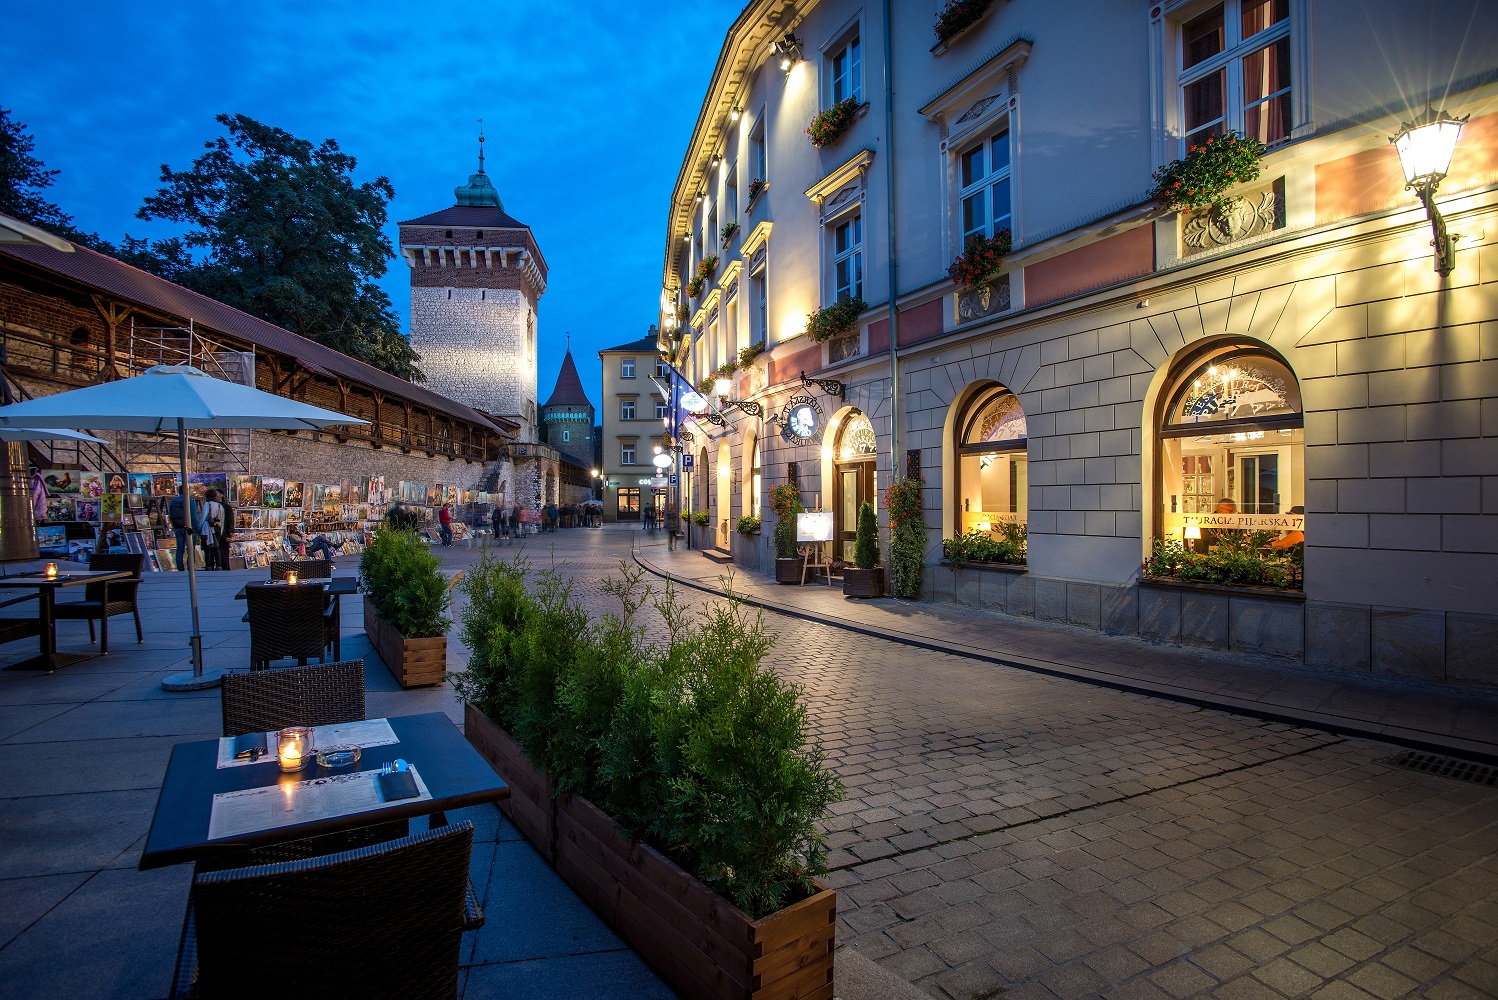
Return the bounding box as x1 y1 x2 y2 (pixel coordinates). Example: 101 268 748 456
955 95 1000 126
828 331 862 364
1181 180 1284 257
957 273 1011 323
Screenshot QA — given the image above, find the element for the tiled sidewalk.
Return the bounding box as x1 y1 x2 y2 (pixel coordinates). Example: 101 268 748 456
633 541 1498 762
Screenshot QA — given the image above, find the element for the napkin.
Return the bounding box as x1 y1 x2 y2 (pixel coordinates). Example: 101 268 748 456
232 732 268 760
378 770 420 801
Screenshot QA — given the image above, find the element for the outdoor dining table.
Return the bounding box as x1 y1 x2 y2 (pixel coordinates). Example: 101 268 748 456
0 568 134 672
232 576 359 601
139 712 509 871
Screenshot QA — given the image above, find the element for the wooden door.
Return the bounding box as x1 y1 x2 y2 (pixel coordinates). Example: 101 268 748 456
835 461 874 563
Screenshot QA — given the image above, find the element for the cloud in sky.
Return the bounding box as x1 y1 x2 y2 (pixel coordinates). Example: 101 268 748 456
1 0 741 409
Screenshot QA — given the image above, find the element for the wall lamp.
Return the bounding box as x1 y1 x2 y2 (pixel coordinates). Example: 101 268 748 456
1390 105 1469 276
711 153 722 168
730 105 742 123
771 32 802 72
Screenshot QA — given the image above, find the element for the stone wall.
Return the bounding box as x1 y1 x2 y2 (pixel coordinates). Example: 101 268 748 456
408 286 536 437
244 431 487 493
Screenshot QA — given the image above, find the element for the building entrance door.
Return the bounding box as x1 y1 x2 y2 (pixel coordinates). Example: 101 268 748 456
835 462 875 563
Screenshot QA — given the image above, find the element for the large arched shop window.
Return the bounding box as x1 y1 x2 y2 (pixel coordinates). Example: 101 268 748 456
954 385 1027 534
749 437 762 518
1158 346 1304 551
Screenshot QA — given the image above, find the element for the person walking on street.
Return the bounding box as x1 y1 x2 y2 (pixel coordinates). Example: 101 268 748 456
167 486 206 572
201 490 226 570
491 504 508 543
438 503 454 546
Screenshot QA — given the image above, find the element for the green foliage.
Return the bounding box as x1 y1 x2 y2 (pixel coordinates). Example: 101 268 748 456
117 114 422 381
805 98 863 148
1149 130 1265 213
715 361 736 378
934 0 997 42
0 106 103 247
720 220 740 245
463 559 843 919
737 514 761 535
769 482 804 559
853 501 879 569
884 477 926 598
806 297 867 343
357 527 451 638
1141 537 1301 590
942 524 1027 566
947 230 1012 288
691 509 710 526
737 341 766 368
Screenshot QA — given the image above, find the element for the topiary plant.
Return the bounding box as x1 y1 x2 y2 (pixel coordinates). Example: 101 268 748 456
883 476 925 598
358 527 452 638
768 482 804 559
853 501 878 569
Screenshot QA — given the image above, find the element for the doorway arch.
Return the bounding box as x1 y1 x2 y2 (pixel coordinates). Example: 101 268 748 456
716 440 732 549
832 410 877 563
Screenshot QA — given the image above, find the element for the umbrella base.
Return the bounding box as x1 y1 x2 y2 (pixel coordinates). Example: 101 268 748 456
161 667 227 692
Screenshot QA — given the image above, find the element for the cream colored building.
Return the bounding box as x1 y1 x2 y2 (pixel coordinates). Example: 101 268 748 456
662 0 1498 688
599 332 671 522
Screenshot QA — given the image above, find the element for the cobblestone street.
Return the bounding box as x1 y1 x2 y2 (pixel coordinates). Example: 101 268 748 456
457 528 1498 1000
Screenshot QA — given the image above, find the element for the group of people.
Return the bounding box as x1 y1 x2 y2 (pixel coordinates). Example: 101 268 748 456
167 487 235 571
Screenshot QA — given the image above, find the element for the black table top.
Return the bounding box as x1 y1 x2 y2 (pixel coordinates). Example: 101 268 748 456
234 577 359 600
139 712 508 870
0 570 133 590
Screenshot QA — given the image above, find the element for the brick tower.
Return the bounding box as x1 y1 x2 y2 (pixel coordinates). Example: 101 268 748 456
540 342 595 468
398 136 546 440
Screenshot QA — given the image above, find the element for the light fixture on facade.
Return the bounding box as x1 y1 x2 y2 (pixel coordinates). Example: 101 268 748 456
711 153 722 168
1390 105 1469 276
730 105 742 122
713 376 732 397
694 192 703 205
772 32 802 71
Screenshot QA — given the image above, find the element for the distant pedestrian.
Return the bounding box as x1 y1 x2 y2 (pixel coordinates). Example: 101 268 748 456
492 504 509 542
438 504 454 546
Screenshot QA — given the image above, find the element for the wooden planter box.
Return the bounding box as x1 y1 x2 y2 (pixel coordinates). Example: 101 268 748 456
775 557 804 584
463 703 556 861
842 567 884 598
465 708 836 1000
362 595 447 688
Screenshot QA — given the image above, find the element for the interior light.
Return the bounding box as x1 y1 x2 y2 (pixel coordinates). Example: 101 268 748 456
1184 526 1201 540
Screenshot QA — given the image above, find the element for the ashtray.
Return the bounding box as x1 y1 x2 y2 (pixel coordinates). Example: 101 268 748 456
316 744 361 769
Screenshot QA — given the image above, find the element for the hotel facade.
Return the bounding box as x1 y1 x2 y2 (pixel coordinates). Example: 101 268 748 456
660 0 1498 690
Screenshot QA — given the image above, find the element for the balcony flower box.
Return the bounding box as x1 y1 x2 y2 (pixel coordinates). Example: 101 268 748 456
806 99 865 149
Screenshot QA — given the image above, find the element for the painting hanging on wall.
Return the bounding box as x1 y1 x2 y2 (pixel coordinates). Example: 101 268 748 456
261 478 285 509
126 473 153 497
151 472 182 497
188 472 227 501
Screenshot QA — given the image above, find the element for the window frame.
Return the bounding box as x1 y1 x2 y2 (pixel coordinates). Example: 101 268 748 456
1169 0 1297 153
655 397 669 420
749 113 767 187
620 358 636 379
827 30 863 106
952 384 1030 534
829 208 864 306
956 124 1013 245
621 445 636 466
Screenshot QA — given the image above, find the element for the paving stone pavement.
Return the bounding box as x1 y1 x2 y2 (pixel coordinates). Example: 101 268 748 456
475 529 1498 1000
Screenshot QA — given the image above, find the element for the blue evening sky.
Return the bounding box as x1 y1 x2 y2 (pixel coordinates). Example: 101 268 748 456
1 1 741 412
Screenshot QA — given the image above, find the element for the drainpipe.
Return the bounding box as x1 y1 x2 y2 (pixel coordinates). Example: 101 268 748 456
882 0 901 478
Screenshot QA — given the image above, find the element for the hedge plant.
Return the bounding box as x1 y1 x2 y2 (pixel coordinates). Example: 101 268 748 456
455 556 843 919
768 481 804 559
357 527 452 638
737 514 761 534
943 523 1026 566
884 476 925 598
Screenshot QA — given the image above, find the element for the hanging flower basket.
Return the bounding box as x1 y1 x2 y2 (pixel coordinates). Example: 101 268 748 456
934 0 997 44
806 98 864 148
675 303 690 322
720 220 740 246
1149 131 1265 214
685 276 704 298
695 254 719 282
806 298 867 343
947 230 1012 288
747 177 766 202
737 341 766 368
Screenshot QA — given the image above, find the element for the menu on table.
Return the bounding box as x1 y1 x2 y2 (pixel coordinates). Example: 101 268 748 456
215 718 399 769
207 766 432 841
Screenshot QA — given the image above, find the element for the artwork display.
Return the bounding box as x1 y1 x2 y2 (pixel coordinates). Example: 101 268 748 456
233 475 262 507
104 472 128 495
73 498 101 523
261 478 285 508
43 471 79 495
188 472 228 500
126 473 153 496
284 482 304 508
101 494 125 522
152 472 182 496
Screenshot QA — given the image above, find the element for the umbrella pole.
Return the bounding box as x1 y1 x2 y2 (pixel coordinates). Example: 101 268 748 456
161 418 223 691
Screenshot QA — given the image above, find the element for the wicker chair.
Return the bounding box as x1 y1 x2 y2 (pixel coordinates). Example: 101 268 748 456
171 821 483 1000
245 584 336 671
0 593 42 647
269 559 334 582
220 659 366 736
51 553 145 653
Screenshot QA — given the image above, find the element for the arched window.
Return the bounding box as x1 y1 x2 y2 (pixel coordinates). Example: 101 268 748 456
749 436 762 518
834 411 877 562
954 385 1027 534
1157 344 1304 553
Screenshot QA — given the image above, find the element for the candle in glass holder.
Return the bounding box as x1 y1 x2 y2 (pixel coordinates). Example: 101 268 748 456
286 572 298 586
277 726 314 772
44 563 58 579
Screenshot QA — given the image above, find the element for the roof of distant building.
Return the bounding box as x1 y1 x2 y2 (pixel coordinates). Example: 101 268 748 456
400 136 531 232
599 334 659 354
0 240 505 434
542 350 592 409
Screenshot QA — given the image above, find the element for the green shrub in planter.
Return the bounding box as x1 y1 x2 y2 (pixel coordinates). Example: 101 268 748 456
691 509 710 527
883 476 926 598
461 557 842 918
736 514 761 534
768 482 804 559
357 528 451 639
853 501 878 569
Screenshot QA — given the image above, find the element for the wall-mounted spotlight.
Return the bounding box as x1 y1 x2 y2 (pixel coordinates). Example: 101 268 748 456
729 106 742 123
711 153 722 168
1390 105 1469 276
771 32 802 72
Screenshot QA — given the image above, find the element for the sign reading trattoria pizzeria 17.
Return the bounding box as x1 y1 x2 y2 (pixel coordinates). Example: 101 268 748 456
1163 513 1305 532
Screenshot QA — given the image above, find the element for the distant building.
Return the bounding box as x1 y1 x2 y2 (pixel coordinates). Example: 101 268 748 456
539 346 596 469
599 331 668 522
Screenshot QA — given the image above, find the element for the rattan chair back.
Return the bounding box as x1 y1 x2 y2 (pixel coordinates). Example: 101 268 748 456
179 822 476 1000
84 552 145 602
246 584 331 668
270 559 334 581
220 659 366 736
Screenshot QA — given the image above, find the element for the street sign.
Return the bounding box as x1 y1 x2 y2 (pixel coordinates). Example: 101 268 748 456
683 454 694 467
669 474 678 486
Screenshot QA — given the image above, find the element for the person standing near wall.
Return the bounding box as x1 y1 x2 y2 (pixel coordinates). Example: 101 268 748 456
438 503 454 546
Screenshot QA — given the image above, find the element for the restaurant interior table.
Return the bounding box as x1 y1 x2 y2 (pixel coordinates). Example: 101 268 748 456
140 712 508 871
0 568 134 672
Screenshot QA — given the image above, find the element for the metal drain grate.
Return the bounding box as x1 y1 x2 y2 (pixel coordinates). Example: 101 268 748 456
1393 751 1498 786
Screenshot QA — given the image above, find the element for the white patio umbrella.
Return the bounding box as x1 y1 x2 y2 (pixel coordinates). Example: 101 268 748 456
0 427 105 443
0 365 369 690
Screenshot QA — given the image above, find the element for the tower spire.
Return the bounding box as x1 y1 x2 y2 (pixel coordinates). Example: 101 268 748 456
477 118 485 174
454 119 503 210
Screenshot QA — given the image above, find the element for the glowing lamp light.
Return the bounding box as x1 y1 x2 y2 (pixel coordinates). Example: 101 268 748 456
1184 526 1202 540
713 376 732 397
286 572 298 586
1390 105 1469 275
978 522 993 532
652 452 673 470
44 562 58 579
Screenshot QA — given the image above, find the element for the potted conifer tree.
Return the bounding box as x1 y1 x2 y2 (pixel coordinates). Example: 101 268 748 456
842 501 884 598
769 482 805 584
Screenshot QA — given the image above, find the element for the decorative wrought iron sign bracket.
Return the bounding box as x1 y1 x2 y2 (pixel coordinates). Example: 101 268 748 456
801 370 845 399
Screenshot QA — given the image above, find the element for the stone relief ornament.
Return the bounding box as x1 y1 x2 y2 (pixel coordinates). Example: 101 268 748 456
1181 184 1283 256
957 273 1011 324
827 331 862 364
955 95 1001 127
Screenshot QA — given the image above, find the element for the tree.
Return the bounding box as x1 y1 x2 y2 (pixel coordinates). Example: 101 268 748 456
0 105 102 246
126 114 423 382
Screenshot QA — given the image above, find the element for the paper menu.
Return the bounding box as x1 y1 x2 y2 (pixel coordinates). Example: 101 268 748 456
207 766 432 841
215 718 399 769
